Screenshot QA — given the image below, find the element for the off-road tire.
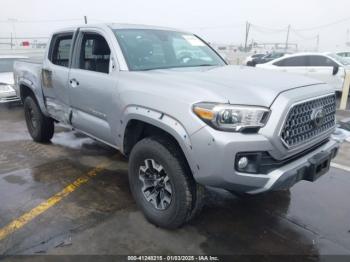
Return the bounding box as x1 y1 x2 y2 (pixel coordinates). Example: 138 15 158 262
128 136 202 229
24 96 54 143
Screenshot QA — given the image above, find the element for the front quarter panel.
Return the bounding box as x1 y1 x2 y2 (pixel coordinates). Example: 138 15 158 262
119 105 199 176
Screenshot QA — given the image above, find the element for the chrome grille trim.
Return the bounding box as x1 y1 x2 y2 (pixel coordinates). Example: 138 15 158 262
280 94 336 149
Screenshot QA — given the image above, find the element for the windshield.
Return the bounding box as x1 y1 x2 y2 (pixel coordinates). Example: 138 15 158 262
0 58 21 73
113 29 226 71
328 53 350 66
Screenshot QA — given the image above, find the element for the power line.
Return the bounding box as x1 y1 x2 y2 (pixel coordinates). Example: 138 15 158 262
290 28 318 40
250 23 288 33
294 16 350 31
0 37 49 39
0 18 82 23
187 23 244 30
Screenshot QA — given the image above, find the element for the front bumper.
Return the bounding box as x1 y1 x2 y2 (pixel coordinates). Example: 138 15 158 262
189 127 348 194
0 91 21 104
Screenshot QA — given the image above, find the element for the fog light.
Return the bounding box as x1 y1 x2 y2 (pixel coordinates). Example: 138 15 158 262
238 157 249 169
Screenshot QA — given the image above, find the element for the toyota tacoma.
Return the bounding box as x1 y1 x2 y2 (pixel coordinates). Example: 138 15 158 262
13 24 348 228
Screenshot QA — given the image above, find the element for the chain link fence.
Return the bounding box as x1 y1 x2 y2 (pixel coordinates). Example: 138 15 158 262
0 37 49 58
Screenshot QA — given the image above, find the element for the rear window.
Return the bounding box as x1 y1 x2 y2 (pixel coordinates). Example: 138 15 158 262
308 56 337 67
49 33 73 67
274 55 338 67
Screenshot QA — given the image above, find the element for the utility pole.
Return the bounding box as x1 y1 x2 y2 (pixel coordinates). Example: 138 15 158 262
285 24 291 52
316 34 320 51
84 16 88 24
8 18 18 48
244 21 251 52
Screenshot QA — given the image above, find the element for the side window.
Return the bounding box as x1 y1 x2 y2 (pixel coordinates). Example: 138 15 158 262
79 33 111 74
308 56 336 67
273 56 307 67
50 34 73 67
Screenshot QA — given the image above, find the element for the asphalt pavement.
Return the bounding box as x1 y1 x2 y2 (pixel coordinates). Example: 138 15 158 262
0 105 350 260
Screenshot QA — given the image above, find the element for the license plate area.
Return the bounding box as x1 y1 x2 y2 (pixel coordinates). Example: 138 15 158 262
304 152 331 182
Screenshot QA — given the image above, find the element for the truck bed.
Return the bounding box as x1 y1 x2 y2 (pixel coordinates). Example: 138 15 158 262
13 60 43 96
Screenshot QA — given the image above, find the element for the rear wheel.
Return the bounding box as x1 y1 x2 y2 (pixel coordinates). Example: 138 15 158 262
24 96 54 143
128 136 202 229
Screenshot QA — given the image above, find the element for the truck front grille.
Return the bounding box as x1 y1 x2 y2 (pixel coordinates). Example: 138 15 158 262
280 94 336 148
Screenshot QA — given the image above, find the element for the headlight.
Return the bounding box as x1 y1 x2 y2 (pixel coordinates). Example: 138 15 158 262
0 84 14 92
193 102 270 132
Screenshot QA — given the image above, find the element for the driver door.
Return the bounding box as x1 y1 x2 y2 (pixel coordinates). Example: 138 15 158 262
68 29 119 145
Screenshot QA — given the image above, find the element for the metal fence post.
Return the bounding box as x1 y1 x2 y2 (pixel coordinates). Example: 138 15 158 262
339 69 350 110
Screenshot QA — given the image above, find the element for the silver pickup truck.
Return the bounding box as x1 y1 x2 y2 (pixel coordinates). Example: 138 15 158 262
14 23 348 228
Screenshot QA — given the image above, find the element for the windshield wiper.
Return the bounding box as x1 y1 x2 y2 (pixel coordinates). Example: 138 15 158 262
194 64 217 67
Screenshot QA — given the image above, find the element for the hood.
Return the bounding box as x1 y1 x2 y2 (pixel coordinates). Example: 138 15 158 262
131 65 324 107
0 72 14 85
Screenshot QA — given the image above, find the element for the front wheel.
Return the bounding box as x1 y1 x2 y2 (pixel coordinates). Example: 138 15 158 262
128 136 201 229
24 96 54 143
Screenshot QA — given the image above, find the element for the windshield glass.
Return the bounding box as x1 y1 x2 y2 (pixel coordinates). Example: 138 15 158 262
113 29 225 71
328 53 350 66
0 58 20 73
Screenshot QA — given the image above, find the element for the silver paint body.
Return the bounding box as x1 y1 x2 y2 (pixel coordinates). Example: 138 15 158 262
13 24 347 193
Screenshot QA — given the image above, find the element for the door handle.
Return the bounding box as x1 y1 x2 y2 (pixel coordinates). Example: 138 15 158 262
308 69 316 72
69 78 80 88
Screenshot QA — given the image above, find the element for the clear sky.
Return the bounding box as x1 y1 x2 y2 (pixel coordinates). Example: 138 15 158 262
1 0 350 51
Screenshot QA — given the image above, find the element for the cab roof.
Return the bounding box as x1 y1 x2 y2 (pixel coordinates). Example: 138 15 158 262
52 23 190 34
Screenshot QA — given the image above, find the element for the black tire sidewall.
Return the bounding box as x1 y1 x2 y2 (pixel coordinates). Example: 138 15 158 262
129 138 192 228
24 96 43 140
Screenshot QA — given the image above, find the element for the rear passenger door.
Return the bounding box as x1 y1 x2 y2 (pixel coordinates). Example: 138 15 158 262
42 32 74 123
306 55 334 82
306 55 345 91
68 29 118 145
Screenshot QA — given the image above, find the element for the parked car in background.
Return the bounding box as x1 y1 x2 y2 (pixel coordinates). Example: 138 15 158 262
325 52 350 66
248 52 289 67
335 51 350 58
0 55 27 104
257 53 347 92
245 53 265 66
333 51 350 64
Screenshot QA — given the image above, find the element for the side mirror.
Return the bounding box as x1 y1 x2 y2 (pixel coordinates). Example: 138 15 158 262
333 64 339 75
